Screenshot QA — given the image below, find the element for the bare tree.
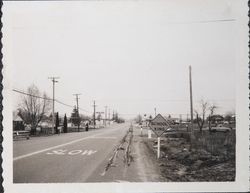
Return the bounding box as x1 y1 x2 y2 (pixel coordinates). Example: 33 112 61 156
18 84 51 135
209 104 218 116
195 100 209 132
208 104 218 131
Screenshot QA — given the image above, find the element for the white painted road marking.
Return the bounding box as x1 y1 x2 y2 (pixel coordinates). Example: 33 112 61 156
46 149 97 156
13 133 102 161
68 150 82 155
47 149 67 155
82 150 97 155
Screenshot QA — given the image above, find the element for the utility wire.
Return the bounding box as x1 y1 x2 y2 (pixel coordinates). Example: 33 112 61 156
12 88 90 113
55 99 74 108
96 99 234 103
12 89 52 101
12 88 232 114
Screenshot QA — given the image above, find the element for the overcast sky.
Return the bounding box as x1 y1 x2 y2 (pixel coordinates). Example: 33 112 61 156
4 0 237 119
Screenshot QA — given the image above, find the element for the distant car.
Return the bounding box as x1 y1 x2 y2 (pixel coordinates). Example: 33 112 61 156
25 125 31 131
165 127 175 132
211 126 230 132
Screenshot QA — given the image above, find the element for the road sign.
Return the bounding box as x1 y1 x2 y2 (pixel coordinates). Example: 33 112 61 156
149 114 170 137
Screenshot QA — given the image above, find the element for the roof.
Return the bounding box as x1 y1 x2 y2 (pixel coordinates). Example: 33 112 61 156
13 112 23 122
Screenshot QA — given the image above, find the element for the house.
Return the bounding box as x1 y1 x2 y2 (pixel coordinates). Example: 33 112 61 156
164 117 180 125
209 115 224 124
13 112 25 131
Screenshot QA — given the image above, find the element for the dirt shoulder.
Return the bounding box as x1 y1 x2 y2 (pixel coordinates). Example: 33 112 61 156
132 129 166 182
142 131 235 182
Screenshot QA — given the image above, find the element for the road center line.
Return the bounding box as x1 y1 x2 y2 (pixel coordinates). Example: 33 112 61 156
13 133 102 161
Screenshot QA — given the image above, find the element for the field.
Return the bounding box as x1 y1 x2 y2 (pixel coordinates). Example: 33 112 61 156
144 130 235 181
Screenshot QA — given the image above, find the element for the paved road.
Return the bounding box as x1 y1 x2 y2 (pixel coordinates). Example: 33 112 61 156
14 123 162 183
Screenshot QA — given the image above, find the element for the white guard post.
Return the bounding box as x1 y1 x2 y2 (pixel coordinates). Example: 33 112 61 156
157 137 160 159
148 129 152 139
140 126 143 136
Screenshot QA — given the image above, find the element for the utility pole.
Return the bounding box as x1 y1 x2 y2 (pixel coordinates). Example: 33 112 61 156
154 107 157 117
189 66 194 131
73 93 81 132
104 106 107 126
93 100 96 129
48 77 59 134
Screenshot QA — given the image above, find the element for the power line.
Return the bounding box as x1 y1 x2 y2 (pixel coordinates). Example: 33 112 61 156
12 88 90 113
55 99 89 112
12 88 233 115
12 89 52 101
96 98 234 102
55 99 74 108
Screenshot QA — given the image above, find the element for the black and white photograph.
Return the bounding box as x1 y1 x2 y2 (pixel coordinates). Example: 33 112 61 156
2 0 249 192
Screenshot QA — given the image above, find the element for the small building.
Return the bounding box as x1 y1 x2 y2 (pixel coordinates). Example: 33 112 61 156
13 112 25 131
209 115 224 124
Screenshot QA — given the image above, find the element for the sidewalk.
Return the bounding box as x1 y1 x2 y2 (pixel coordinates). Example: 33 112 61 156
131 126 166 182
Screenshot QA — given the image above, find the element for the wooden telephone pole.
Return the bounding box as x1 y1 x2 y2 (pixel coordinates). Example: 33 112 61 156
189 66 194 132
189 66 194 149
73 94 81 132
104 106 108 126
48 77 59 134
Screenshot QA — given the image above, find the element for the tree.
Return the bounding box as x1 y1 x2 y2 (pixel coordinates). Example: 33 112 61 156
63 114 68 133
193 116 202 124
195 100 209 132
55 112 59 134
209 104 218 116
134 114 142 124
114 112 119 122
80 114 90 122
70 107 81 127
208 104 218 131
18 84 51 135
97 113 102 121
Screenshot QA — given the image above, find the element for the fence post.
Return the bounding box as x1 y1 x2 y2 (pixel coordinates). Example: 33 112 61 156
157 137 160 159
